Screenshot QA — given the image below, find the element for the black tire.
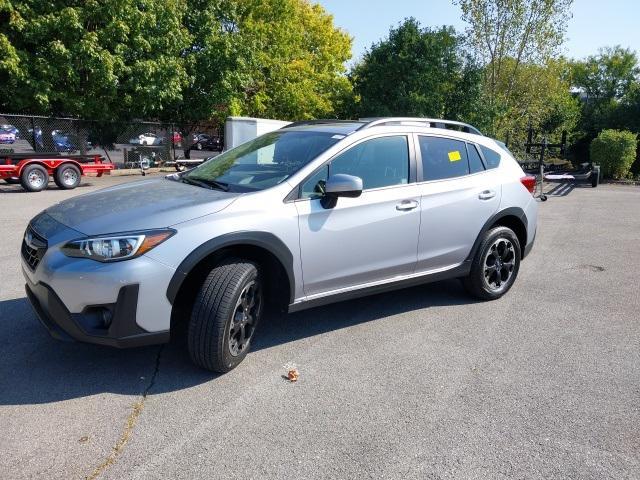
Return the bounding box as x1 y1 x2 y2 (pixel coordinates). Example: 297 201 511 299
591 166 600 188
20 164 49 192
175 163 187 172
462 226 521 301
4 177 20 184
188 258 263 372
54 164 81 189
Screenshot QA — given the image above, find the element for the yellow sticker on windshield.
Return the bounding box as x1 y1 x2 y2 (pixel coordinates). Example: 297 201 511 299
448 150 462 162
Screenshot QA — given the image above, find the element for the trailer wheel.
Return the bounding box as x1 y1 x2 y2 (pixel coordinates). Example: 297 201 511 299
54 164 81 190
591 166 600 188
20 164 49 192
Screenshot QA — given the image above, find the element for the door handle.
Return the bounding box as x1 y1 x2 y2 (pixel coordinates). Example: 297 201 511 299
396 199 419 211
478 190 496 200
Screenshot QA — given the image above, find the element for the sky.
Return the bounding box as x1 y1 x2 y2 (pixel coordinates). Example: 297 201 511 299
316 0 640 64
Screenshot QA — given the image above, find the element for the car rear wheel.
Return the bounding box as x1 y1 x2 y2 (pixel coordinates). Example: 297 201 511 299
54 164 81 189
462 226 521 300
20 164 49 192
188 258 263 372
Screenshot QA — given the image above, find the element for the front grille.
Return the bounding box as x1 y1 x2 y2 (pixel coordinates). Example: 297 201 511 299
21 226 47 271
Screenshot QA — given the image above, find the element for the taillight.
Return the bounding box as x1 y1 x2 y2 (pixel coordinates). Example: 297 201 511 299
520 175 536 195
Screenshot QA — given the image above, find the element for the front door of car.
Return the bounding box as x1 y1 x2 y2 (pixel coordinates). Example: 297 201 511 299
414 134 502 272
294 135 421 298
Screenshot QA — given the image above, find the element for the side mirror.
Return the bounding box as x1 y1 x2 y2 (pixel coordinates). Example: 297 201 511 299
321 173 363 209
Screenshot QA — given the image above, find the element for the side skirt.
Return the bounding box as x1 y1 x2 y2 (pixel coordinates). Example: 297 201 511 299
288 263 471 313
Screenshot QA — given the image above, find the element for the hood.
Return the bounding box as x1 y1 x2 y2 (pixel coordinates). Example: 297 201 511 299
45 178 240 235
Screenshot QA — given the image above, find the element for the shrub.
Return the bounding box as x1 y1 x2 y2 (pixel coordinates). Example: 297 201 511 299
590 129 638 179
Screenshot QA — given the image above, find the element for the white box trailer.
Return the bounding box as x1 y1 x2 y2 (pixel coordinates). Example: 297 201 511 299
224 117 291 151
173 116 291 171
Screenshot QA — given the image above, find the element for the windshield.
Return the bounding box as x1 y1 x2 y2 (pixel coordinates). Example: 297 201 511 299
182 130 341 192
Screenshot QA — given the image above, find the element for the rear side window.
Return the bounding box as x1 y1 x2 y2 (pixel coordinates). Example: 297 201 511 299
467 144 485 174
479 145 501 169
419 136 469 181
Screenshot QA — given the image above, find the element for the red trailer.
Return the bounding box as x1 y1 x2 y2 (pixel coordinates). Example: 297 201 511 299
0 152 114 192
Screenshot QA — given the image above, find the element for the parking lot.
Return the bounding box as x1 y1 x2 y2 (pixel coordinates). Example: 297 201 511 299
1 176 639 479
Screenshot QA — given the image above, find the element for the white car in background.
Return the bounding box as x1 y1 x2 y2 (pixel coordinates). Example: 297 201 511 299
129 133 164 146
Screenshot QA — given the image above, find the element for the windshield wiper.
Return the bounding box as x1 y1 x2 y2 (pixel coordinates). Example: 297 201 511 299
181 176 229 192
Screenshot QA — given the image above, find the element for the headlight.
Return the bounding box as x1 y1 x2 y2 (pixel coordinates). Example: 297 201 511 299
61 229 175 262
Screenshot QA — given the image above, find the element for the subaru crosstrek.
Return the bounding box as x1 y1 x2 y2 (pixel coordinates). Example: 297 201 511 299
22 118 538 372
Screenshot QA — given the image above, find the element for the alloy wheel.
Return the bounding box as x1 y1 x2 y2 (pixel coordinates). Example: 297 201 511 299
228 281 262 356
483 238 516 292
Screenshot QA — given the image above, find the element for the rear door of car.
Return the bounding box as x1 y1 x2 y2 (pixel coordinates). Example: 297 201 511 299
293 134 422 297
414 134 502 272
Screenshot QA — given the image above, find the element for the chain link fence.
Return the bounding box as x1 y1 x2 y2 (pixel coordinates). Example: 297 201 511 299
0 114 223 169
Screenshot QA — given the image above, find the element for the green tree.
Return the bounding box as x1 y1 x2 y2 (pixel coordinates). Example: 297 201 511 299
231 0 353 121
571 46 640 135
350 18 482 122
1 0 352 124
0 0 190 121
454 0 573 135
494 57 579 146
569 46 639 163
572 46 639 100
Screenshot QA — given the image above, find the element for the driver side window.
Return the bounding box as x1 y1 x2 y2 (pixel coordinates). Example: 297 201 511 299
300 136 409 199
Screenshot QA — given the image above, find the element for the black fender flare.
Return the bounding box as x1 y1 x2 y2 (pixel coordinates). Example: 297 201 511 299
464 207 528 264
166 231 295 305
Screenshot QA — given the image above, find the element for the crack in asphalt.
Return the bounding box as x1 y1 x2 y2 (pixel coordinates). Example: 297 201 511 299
85 345 164 480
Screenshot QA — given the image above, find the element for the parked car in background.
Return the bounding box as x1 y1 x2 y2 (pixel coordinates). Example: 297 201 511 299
21 117 538 373
192 133 223 151
51 130 74 152
1 124 19 138
0 128 16 144
130 133 164 146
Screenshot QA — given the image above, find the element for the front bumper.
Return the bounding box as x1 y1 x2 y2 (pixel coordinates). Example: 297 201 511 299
25 278 169 348
21 213 175 347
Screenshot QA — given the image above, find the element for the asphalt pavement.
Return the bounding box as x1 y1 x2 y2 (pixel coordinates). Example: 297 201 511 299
1 175 639 479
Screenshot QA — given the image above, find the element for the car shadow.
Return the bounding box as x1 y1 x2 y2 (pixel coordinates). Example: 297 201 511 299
0 279 476 405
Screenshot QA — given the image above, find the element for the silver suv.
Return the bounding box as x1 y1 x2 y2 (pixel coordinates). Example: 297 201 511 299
22 118 538 372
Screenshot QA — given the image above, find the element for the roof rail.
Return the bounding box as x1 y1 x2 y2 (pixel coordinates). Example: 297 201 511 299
282 119 364 129
358 117 483 136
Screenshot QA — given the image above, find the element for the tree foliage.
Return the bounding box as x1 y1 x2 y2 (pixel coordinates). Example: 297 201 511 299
568 46 640 164
493 57 579 145
454 0 573 135
350 18 482 121
590 129 637 179
0 0 190 121
230 0 353 120
0 0 352 123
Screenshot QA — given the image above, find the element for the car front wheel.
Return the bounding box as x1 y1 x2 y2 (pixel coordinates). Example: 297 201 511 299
188 258 263 372
462 226 521 300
